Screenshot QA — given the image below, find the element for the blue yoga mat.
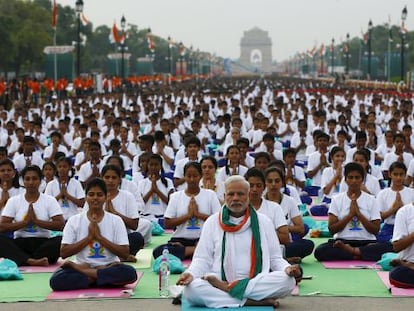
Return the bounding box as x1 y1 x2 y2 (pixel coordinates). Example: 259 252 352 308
181 297 273 311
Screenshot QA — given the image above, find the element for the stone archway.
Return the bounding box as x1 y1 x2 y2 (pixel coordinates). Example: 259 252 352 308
240 27 272 71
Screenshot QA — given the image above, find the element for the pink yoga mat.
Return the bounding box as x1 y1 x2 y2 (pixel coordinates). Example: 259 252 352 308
377 271 414 296
322 260 380 269
311 215 329 221
46 271 143 300
19 259 65 273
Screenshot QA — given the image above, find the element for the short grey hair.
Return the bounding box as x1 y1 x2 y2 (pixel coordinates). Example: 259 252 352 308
224 175 250 193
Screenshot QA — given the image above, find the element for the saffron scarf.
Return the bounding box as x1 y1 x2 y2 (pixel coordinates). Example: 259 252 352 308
219 205 262 300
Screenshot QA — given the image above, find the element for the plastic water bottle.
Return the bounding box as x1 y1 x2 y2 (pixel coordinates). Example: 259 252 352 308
159 247 170 297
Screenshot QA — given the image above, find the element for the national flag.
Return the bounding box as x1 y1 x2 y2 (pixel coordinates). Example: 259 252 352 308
319 43 326 56
80 12 89 26
51 0 57 29
361 29 368 44
109 22 126 44
179 44 186 56
147 36 155 53
401 22 408 34
307 46 316 58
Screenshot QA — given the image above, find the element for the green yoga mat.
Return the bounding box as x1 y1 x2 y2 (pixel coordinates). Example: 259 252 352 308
298 239 391 297
0 273 51 302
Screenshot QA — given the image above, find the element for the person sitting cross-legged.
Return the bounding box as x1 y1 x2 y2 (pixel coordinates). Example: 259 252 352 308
49 178 137 291
176 175 301 309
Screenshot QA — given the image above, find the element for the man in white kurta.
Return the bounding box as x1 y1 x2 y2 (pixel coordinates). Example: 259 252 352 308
177 176 300 308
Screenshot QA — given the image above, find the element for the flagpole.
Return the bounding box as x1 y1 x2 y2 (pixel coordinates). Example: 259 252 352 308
54 29 57 85
387 31 391 82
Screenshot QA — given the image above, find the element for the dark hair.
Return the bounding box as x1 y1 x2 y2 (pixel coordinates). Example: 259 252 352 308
254 152 271 163
50 131 62 140
183 161 202 176
344 162 365 179
264 166 289 195
0 159 20 189
283 148 297 158
353 148 371 174
355 131 367 141
56 157 75 179
21 165 43 179
200 155 218 169
106 155 125 172
89 141 101 150
329 146 345 163
139 134 155 145
85 178 107 196
245 167 265 185
225 145 240 175
393 133 405 142
184 136 201 148
236 137 250 147
154 130 166 142
148 153 168 187
389 161 407 174
101 164 122 179
262 133 274 141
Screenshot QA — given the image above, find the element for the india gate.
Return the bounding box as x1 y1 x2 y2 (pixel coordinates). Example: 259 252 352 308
240 27 273 71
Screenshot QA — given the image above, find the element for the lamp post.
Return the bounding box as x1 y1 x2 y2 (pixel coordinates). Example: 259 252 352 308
367 19 373 79
345 33 350 75
75 0 84 77
167 36 172 75
178 42 184 75
401 6 408 81
120 15 126 80
330 38 335 76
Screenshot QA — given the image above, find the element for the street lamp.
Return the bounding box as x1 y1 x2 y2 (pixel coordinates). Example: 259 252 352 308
120 15 126 80
178 42 184 75
345 33 350 75
167 36 172 75
330 38 335 76
367 19 373 79
75 0 84 77
401 6 408 81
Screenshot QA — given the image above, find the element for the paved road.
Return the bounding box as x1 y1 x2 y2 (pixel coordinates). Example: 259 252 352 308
3 296 412 311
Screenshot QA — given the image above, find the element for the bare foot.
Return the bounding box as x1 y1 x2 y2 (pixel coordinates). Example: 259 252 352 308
333 240 360 258
26 257 49 266
61 260 90 271
121 255 137 263
287 257 302 264
202 275 229 292
245 298 279 309
391 259 414 270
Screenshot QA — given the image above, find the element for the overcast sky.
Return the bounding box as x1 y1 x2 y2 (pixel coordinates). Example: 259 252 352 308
58 0 411 61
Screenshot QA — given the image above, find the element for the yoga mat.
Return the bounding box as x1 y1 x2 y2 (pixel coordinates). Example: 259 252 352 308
126 248 153 269
19 262 61 273
46 271 143 300
298 253 391 297
310 215 329 221
321 260 380 269
377 271 414 296
0 273 52 302
132 268 180 299
181 297 274 311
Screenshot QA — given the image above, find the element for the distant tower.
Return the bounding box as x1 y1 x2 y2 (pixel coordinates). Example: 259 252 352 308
240 27 272 71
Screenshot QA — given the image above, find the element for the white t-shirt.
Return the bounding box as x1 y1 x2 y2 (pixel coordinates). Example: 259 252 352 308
321 167 343 198
328 192 380 241
164 189 221 239
120 179 145 211
307 150 329 187
84 189 139 233
376 187 414 225
2 193 62 238
257 199 287 231
44 178 85 220
216 165 249 184
393 203 414 262
339 173 381 197
62 211 129 267
381 152 413 172
77 161 105 183
137 177 175 219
